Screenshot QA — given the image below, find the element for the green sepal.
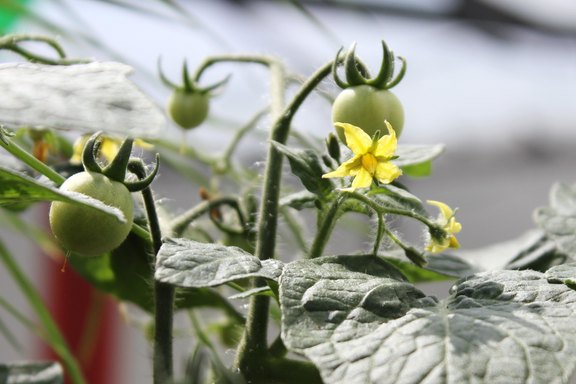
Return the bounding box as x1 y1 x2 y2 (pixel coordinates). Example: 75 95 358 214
101 137 133 183
81 131 103 173
125 155 160 192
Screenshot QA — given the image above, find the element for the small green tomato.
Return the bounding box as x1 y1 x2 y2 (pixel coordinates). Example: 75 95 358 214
49 171 134 256
332 85 404 143
167 89 210 130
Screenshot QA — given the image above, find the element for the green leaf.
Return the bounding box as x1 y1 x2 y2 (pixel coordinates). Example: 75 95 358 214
0 62 165 138
155 237 284 288
394 144 444 169
401 160 431 177
0 361 63 383
272 142 333 198
281 256 576 384
534 183 576 257
0 166 126 223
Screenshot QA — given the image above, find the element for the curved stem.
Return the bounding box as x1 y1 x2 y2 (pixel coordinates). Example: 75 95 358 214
216 107 269 173
169 196 243 237
129 160 173 384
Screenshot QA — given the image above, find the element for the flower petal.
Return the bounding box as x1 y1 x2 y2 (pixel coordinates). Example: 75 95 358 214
373 122 398 158
322 155 361 179
427 200 454 221
351 167 373 189
374 161 402 184
335 122 372 155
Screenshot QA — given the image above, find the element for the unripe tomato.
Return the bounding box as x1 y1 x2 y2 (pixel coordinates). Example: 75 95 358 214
167 89 210 129
332 85 404 143
49 171 134 256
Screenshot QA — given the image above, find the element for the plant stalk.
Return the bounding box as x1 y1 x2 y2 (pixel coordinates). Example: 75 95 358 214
130 160 173 384
234 59 335 379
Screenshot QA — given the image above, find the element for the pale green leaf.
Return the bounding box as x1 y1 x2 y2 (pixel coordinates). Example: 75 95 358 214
0 62 165 137
155 237 284 287
0 167 126 222
394 144 444 168
281 256 576 384
535 183 576 257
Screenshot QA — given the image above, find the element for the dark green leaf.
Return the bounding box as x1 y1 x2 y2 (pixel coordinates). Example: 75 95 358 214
394 144 444 168
281 256 576 384
272 142 333 198
0 166 126 222
0 361 63 383
534 183 576 257
0 62 165 138
155 237 284 288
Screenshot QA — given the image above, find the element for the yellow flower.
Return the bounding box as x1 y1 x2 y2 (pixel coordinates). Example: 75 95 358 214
322 121 402 190
71 134 153 165
426 200 462 254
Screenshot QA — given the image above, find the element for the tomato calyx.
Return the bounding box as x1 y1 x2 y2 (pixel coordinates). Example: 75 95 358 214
82 132 159 192
158 59 230 130
332 40 406 90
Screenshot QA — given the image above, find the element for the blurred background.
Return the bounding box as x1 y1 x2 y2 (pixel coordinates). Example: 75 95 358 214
1 0 576 382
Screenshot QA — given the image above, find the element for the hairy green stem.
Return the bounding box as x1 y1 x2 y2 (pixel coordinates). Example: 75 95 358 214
130 160 173 384
235 59 335 379
309 197 342 259
373 212 386 254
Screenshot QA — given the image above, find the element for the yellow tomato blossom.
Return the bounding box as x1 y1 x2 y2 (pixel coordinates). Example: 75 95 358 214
322 121 402 190
71 134 153 165
426 200 462 254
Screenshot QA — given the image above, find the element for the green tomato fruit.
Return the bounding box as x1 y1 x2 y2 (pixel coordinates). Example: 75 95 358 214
49 171 134 256
332 85 404 143
167 89 210 129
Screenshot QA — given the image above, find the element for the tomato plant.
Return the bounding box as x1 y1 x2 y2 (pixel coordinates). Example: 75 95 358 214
49 171 134 256
332 84 404 142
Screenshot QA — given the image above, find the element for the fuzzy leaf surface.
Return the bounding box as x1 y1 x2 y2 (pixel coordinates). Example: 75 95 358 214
535 183 576 257
155 237 284 287
0 62 164 137
0 166 126 222
281 255 576 384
